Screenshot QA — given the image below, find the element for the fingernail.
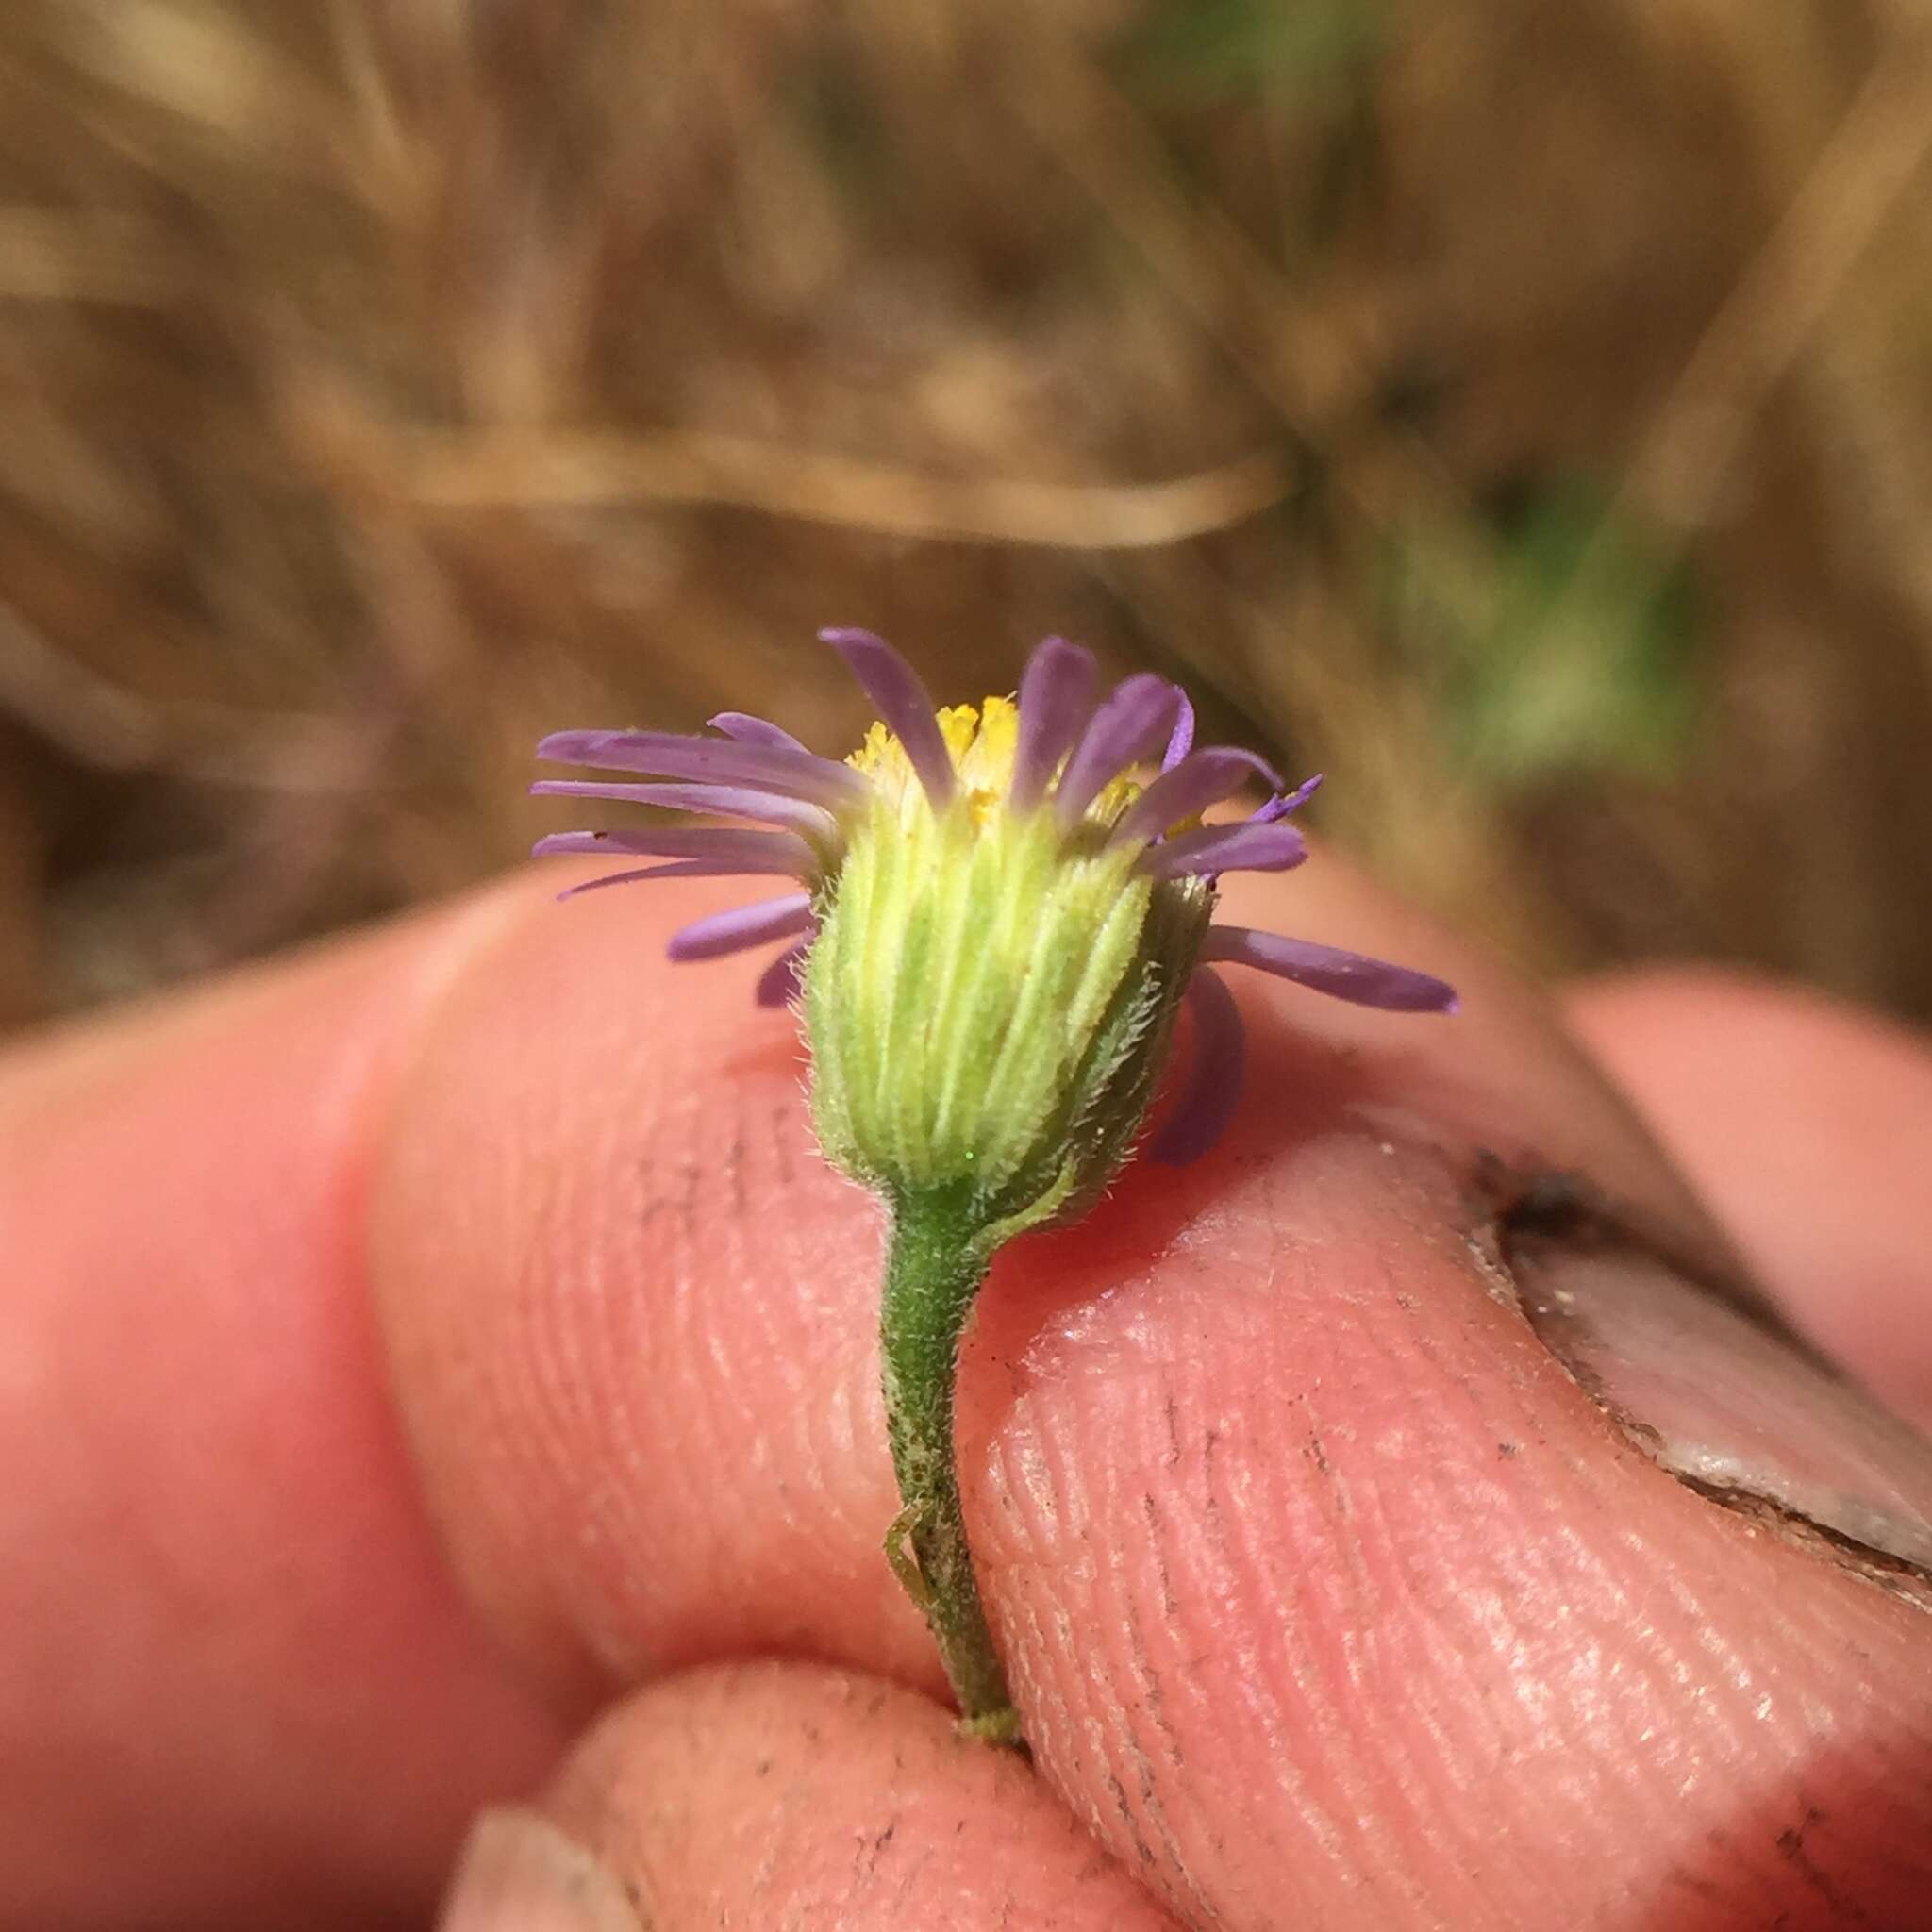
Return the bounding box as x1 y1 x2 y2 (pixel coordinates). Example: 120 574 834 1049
1511 1233 1932 1573
437 1807 642 1932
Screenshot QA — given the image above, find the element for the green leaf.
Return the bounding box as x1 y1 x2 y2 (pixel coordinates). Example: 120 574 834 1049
1118 0 1390 99
1382 480 1703 787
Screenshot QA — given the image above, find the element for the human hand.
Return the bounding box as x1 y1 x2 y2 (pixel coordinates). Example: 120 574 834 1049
3 858 1928 1930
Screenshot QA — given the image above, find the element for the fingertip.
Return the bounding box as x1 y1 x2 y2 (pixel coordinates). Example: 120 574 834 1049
1567 965 1932 1424
957 960 1932 1931
513 1664 1174 1932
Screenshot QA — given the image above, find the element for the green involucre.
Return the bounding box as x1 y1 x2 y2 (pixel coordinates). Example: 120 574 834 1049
803 794 1212 1240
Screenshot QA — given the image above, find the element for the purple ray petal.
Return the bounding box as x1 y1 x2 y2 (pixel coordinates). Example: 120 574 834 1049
1056 673 1183 827
1161 691 1196 773
530 778 838 841
709 710 808 754
666 891 815 962
819 628 956 809
554 854 816 900
536 729 867 809
1250 772 1324 824
1148 968 1245 1165
1139 821 1307 879
554 865 679 900
754 936 811 1008
1110 747 1286 846
1201 925 1460 1011
1009 635 1098 810
534 826 814 876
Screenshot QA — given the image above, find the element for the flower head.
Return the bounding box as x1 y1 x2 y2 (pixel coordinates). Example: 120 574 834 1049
535 629 1454 1224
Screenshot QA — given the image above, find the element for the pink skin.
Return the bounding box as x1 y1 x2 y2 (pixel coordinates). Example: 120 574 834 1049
541 1665 1178 1931
0 863 1927 1929
1569 966 1932 1433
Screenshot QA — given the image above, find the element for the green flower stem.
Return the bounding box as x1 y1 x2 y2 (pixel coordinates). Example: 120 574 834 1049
879 1184 1020 1744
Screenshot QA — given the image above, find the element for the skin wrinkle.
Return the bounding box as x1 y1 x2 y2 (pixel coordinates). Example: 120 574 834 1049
428 911 658 1694
1222 1412 1425 1923
563 1105 682 1684
1274 1193 1572 1918
1548 1504 1739 1851
761 1088 876 1557
962 1095 1932 1928
554 1124 648 1673
762 1304 848 1586
1342 1459 1523 1915
582 1231 676 1680
1292 1338 1535 1924
1004 1236 1367 1916
1107 1567 1196 1890
1277 1389 1406 1866
684 1167 795 1648
1111 1357 1362 1917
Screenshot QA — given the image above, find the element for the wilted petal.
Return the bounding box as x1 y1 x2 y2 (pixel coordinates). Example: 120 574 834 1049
755 936 812 1008
1201 925 1459 1011
821 628 957 809
1009 636 1098 809
1111 747 1285 846
1250 772 1324 824
555 855 819 900
1139 820 1307 879
534 826 815 877
667 892 815 962
1056 673 1182 826
1148 968 1244 1165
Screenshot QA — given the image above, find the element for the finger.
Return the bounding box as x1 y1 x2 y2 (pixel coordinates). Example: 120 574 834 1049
435 1662 1178 1932
1566 965 1932 1427
0 900 568 1931
370 869 933 1710
950 868 1932 1930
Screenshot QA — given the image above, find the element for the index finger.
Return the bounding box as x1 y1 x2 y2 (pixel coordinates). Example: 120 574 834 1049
0 893 566 1930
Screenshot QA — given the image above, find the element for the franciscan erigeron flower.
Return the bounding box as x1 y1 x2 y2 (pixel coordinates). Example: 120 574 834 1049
534 628 1456 1742
536 628 1455 1172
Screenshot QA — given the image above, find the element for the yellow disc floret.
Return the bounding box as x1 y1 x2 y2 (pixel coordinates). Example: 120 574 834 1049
848 694 1139 833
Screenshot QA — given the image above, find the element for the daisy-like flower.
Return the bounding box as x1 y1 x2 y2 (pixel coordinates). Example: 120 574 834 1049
534 628 1456 1742
537 630 1454 1168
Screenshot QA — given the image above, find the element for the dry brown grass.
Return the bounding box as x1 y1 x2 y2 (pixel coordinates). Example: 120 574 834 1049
4 0 1932 1027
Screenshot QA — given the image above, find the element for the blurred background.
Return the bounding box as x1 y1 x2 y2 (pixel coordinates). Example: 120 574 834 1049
2 0 1931 1039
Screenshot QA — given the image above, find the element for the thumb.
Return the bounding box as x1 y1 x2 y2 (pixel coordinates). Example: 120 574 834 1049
956 864 1932 1931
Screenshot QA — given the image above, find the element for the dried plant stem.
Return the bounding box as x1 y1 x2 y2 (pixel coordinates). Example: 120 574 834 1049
396 426 1290 551
1624 17 1932 539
